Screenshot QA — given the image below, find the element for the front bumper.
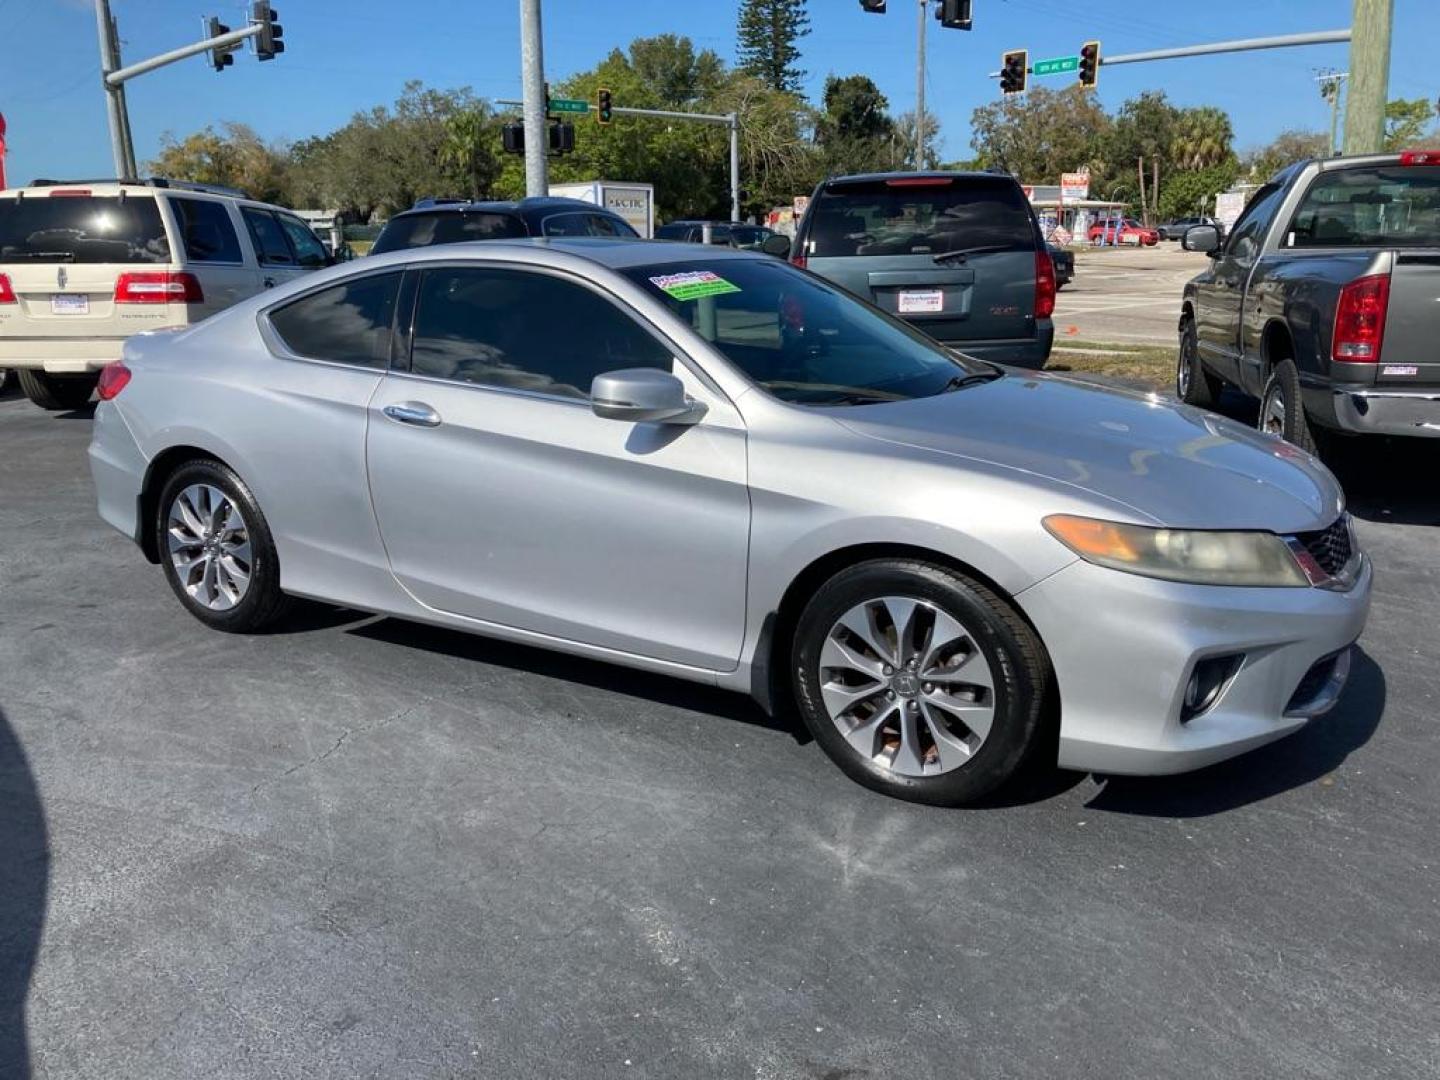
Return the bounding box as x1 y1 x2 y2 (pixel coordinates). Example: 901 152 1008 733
87 400 149 545
1330 386 1440 438
1017 555 1372 775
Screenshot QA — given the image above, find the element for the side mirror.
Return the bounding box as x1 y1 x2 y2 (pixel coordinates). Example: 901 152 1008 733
591 368 707 425
762 233 793 258
1182 224 1220 254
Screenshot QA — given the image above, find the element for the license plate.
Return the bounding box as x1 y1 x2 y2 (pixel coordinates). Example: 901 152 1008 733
898 289 943 313
51 294 89 315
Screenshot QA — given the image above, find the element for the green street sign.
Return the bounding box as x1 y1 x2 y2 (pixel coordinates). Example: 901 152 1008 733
1033 55 1079 77
549 98 590 115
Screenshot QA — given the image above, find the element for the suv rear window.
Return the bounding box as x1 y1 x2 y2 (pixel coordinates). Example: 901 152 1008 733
0 195 169 264
805 177 1035 258
371 211 529 254
1287 164 1440 248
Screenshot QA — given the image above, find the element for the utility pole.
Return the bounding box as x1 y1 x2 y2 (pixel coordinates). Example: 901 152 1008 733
1343 0 1392 156
1317 71 1350 156
914 0 927 169
519 0 549 197
94 0 137 177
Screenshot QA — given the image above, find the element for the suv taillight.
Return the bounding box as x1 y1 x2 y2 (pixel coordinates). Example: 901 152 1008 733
1399 150 1440 166
1034 249 1056 319
0 274 15 304
1332 273 1390 362
97 362 131 400
114 271 204 304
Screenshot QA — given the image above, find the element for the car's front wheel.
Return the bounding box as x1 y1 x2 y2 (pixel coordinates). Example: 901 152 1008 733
1177 316 1221 408
18 370 98 411
157 459 290 633
792 559 1051 806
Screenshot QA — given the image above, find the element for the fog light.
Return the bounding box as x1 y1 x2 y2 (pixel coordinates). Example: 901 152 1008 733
1181 653 1244 723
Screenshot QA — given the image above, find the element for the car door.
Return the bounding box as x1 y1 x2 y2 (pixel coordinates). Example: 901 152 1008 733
1193 182 1285 386
241 207 307 291
275 212 331 278
365 261 751 671
164 195 256 317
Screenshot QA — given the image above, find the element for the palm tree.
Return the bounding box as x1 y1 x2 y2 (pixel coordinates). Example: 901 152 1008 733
1170 107 1234 171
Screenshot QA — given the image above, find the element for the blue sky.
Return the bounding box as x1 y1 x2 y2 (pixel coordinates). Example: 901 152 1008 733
1 0 1436 187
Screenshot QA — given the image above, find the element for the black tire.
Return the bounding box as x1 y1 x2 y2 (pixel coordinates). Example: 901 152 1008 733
18 369 98 411
1176 316 1221 408
156 459 291 633
792 559 1052 807
1258 358 1318 455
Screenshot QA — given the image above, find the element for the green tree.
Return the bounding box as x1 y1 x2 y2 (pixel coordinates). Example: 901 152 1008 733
1384 97 1438 151
440 105 501 201
1100 91 1180 223
148 122 291 204
1170 106 1233 171
736 0 810 95
1158 159 1241 221
1242 129 1328 181
969 85 1110 184
816 74 896 175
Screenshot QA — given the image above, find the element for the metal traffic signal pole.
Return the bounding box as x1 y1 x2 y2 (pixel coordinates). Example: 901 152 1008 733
94 0 136 178
519 0 550 197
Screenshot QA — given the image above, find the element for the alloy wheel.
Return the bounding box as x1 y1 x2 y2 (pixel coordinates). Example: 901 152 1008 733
819 596 997 777
167 483 252 611
1261 385 1287 437
1177 333 1192 398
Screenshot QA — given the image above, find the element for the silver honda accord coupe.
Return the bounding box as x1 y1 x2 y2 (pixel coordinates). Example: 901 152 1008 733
88 238 1371 805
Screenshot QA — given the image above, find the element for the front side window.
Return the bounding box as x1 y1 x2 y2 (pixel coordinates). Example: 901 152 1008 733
242 208 294 266
806 176 1034 258
409 267 672 399
277 214 329 267
268 272 401 368
622 258 987 406
0 195 168 264
1285 165 1440 248
371 211 528 254
169 197 242 263
1223 183 1284 261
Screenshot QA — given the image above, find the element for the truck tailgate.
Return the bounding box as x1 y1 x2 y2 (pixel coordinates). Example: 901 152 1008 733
1383 252 1440 384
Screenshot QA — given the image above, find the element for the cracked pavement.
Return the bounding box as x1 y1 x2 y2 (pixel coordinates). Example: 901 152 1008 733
1 389 1438 1079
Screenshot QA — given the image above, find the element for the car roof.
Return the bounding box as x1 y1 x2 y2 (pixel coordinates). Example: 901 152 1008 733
0 179 293 212
822 169 1017 186
390 196 610 220
359 236 767 272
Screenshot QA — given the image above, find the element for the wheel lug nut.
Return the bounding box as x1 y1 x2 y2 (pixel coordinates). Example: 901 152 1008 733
923 683 934 693
887 690 896 700
883 665 894 676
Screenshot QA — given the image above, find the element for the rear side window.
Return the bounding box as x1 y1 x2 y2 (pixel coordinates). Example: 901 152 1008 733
1286 165 1440 248
242 208 294 266
269 272 402 369
540 212 637 238
169 197 242 264
371 211 528 254
804 177 1034 258
277 214 329 267
655 223 690 240
0 195 169 264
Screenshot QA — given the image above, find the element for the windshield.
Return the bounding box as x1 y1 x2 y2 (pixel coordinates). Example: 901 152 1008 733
0 195 168 264
621 258 992 405
1286 164 1440 248
371 211 528 254
805 176 1033 258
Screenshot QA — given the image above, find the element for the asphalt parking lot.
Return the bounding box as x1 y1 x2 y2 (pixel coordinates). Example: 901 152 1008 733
2 386 1438 1079
1054 244 1208 346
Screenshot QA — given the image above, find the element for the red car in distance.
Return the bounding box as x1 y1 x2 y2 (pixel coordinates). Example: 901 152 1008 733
1088 218 1160 246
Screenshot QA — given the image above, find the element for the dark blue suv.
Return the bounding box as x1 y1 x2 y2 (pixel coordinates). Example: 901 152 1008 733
371 197 639 255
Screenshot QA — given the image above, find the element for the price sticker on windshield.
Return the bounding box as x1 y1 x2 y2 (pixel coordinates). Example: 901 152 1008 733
649 271 741 301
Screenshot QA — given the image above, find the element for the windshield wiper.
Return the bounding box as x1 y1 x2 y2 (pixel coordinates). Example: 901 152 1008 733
5 251 77 261
942 369 1004 392
932 244 1012 265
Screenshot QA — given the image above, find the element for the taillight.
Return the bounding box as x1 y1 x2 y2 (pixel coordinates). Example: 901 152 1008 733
1332 273 1390 362
885 177 954 187
0 273 15 304
96 362 131 400
113 271 204 304
1399 150 1440 166
790 253 807 270
46 188 93 198
1034 249 1056 319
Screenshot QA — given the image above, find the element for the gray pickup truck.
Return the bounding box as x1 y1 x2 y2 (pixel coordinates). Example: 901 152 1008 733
1177 151 1439 452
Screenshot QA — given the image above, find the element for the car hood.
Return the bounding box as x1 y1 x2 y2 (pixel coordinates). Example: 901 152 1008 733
833 372 1344 533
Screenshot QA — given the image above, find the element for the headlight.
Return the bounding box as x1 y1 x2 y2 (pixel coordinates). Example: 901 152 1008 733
1043 514 1309 587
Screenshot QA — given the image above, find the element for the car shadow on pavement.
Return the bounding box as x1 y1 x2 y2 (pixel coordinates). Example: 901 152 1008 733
1083 647 1385 818
349 618 813 744
1326 438 1440 527
0 707 48 1079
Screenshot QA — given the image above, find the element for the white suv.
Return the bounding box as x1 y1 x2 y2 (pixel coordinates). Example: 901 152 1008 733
0 178 331 410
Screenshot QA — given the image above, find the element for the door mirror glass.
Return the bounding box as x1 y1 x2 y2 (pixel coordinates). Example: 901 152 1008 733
762 233 793 258
591 368 706 425
1182 224 1220 253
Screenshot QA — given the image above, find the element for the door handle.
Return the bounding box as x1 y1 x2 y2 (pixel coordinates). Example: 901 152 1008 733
263 277 277 289
383 401 442 428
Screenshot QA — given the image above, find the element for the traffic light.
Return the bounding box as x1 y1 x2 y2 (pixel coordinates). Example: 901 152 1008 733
859 0 886 11
252 1 283 61
549 123 575 154
502 123 525 155
207 17 234 72
597 87 613 125
1079 40 1100 88
937 0 972 30
1000 50 1028 95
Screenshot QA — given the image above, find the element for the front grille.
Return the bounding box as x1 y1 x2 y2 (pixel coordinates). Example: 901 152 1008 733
1295 516 1354 577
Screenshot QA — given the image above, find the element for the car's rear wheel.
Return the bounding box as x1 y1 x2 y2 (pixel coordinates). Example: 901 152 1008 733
1177 316 1221 408
792 559 1051 806
18 370 99 411
157 460 290 633
1259 358 1318 455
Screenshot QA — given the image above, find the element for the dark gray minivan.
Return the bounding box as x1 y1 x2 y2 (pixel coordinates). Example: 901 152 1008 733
791 172 1055 368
